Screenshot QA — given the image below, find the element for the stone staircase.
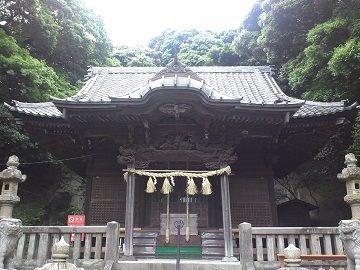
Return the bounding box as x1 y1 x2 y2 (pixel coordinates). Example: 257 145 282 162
201 231 238 259
155 235 203 259
132 230 239 259
133 231 159 258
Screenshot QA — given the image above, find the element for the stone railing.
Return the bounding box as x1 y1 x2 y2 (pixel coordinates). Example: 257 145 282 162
12 223 346 269
238 223 346 268
13 222 123 269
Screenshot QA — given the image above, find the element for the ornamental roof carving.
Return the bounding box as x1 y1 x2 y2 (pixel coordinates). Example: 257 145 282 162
4 61 357 119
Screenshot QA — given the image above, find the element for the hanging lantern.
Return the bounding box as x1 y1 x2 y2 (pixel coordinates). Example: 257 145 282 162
161 177 173 194
186 177 198 195
201 177 212 195
145 176 156 193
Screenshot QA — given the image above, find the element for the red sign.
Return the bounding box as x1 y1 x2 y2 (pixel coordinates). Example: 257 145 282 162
67 215 85 241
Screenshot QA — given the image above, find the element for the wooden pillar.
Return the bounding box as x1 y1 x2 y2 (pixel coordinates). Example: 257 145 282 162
123 164 136 260
220 170 238 261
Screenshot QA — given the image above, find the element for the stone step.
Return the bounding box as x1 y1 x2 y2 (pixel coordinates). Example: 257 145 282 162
201 231 238 259
157 235 202 246
133 231 159 258
155 246 202 259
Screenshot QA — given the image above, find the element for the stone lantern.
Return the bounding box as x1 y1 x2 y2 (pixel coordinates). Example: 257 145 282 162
0 155 26 219
35 237 84 270
283 244 301 267
337 153 360 219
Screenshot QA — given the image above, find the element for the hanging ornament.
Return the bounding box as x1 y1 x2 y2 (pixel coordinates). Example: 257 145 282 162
170 176 175 186
123 172 129 182
161 177 173 194
185 194 190 242
165 193 170 243
201 177 212 195
185 226 190 242
186 177 198 195
145 176 156 193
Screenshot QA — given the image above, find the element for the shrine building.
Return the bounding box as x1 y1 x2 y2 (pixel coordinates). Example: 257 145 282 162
5 60 356 258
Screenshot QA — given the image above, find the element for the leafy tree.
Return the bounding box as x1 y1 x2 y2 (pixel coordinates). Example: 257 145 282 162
234 0 359 102
234 30 267 65
177 31 222 66
210 44 241 66
148 29 199 65
114 45 161 67
148 29 240 66
0 0 116 224
0 0 116 83
258 0 335 65
280 13 360 101
0 29 76 102
233 2 267 65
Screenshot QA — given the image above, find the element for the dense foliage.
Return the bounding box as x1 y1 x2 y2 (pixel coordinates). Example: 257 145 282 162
114 29 241 67
233 0 360 154
0 0 115 152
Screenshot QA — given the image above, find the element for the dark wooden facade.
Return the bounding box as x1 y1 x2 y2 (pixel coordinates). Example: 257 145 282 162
84 156 276 227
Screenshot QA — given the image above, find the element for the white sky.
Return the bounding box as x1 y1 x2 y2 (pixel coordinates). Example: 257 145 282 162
82 0 258 46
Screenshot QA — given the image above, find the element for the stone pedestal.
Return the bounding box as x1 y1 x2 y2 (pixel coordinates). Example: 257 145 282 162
160 213 198 235
337 153 360 219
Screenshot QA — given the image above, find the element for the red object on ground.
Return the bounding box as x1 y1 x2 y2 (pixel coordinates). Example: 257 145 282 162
68 215 85 241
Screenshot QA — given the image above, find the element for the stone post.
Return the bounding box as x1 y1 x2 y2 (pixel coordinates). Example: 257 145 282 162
0 155 26 219
239 222 254 270
35 237 84 270
104 221 120 262
337 153 360 219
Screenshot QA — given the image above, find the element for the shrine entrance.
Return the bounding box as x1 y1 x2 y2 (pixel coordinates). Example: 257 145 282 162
147 177 209 228
142 162 211 229
122 165 236 260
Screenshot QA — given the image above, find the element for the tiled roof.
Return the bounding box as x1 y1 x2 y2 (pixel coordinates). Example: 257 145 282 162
65 66 302 105
5 101 63 118
4 64 356 119
293 101 352 118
